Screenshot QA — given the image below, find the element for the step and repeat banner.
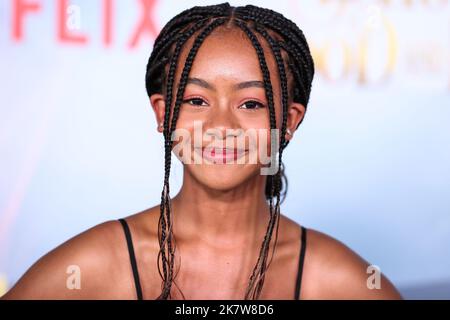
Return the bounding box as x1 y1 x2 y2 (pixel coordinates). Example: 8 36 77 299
0 0 449 298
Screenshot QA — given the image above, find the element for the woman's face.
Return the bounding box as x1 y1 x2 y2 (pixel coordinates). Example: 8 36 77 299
150 26 305 192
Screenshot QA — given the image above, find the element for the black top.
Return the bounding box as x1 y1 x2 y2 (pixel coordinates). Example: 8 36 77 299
118 218 307 300
118 218 143 300
295 225 307 300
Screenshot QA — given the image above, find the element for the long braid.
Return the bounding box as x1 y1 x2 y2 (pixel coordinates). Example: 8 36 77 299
157 19 212 300
233 18 279 300
158 17 228 300
253 23 289 282
236 5 314 107
145 2 315 300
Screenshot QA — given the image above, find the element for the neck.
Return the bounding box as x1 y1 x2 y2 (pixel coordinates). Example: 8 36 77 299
170 170 271 249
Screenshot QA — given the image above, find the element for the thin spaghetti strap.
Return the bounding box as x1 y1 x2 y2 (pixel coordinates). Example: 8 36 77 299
294 226 307 300
118 218 143 300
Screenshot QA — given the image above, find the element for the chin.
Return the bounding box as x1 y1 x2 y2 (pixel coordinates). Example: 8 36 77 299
185 163 261 192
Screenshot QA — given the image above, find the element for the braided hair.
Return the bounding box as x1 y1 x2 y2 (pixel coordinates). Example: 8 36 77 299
145 2 314 300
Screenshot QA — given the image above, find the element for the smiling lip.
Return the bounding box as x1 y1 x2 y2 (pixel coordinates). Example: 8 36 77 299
198 147 248 162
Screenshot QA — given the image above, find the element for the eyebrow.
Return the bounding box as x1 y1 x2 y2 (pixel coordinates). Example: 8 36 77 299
182 77 265 91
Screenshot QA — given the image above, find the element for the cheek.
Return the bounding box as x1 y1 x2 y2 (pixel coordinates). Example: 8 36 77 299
169 114 199 163
266 101 283 153
240 108 280 158
174 109 207 129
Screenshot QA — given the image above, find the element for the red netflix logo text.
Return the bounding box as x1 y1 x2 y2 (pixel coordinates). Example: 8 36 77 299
10 0 159 48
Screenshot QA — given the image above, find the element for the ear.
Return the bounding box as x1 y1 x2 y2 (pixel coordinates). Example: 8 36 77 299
150 93 166 133
285 102 306 141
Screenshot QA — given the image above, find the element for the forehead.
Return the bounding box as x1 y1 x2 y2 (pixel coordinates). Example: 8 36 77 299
176 25 278 84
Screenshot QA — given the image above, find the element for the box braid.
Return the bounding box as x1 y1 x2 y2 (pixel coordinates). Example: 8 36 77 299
233 18 280 299
144 2 314 300
158 18 229 300
251 22 290 298
236 5 315 114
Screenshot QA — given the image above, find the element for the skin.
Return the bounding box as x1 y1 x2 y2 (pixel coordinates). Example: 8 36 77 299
1 25 402 300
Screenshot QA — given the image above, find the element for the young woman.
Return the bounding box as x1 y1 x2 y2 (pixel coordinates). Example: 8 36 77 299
2 3 402 300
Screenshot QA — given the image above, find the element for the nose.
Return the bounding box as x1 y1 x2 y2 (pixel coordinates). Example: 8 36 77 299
204 102 242 140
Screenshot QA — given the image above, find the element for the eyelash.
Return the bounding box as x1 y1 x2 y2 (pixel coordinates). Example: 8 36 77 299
182 97 266 110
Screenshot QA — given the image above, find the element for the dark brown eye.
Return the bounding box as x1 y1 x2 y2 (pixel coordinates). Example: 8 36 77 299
182 97 208 107
239 100 266 110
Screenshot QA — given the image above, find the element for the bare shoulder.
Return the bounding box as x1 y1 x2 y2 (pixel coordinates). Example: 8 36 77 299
301 227 403 299
1 219 135 299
